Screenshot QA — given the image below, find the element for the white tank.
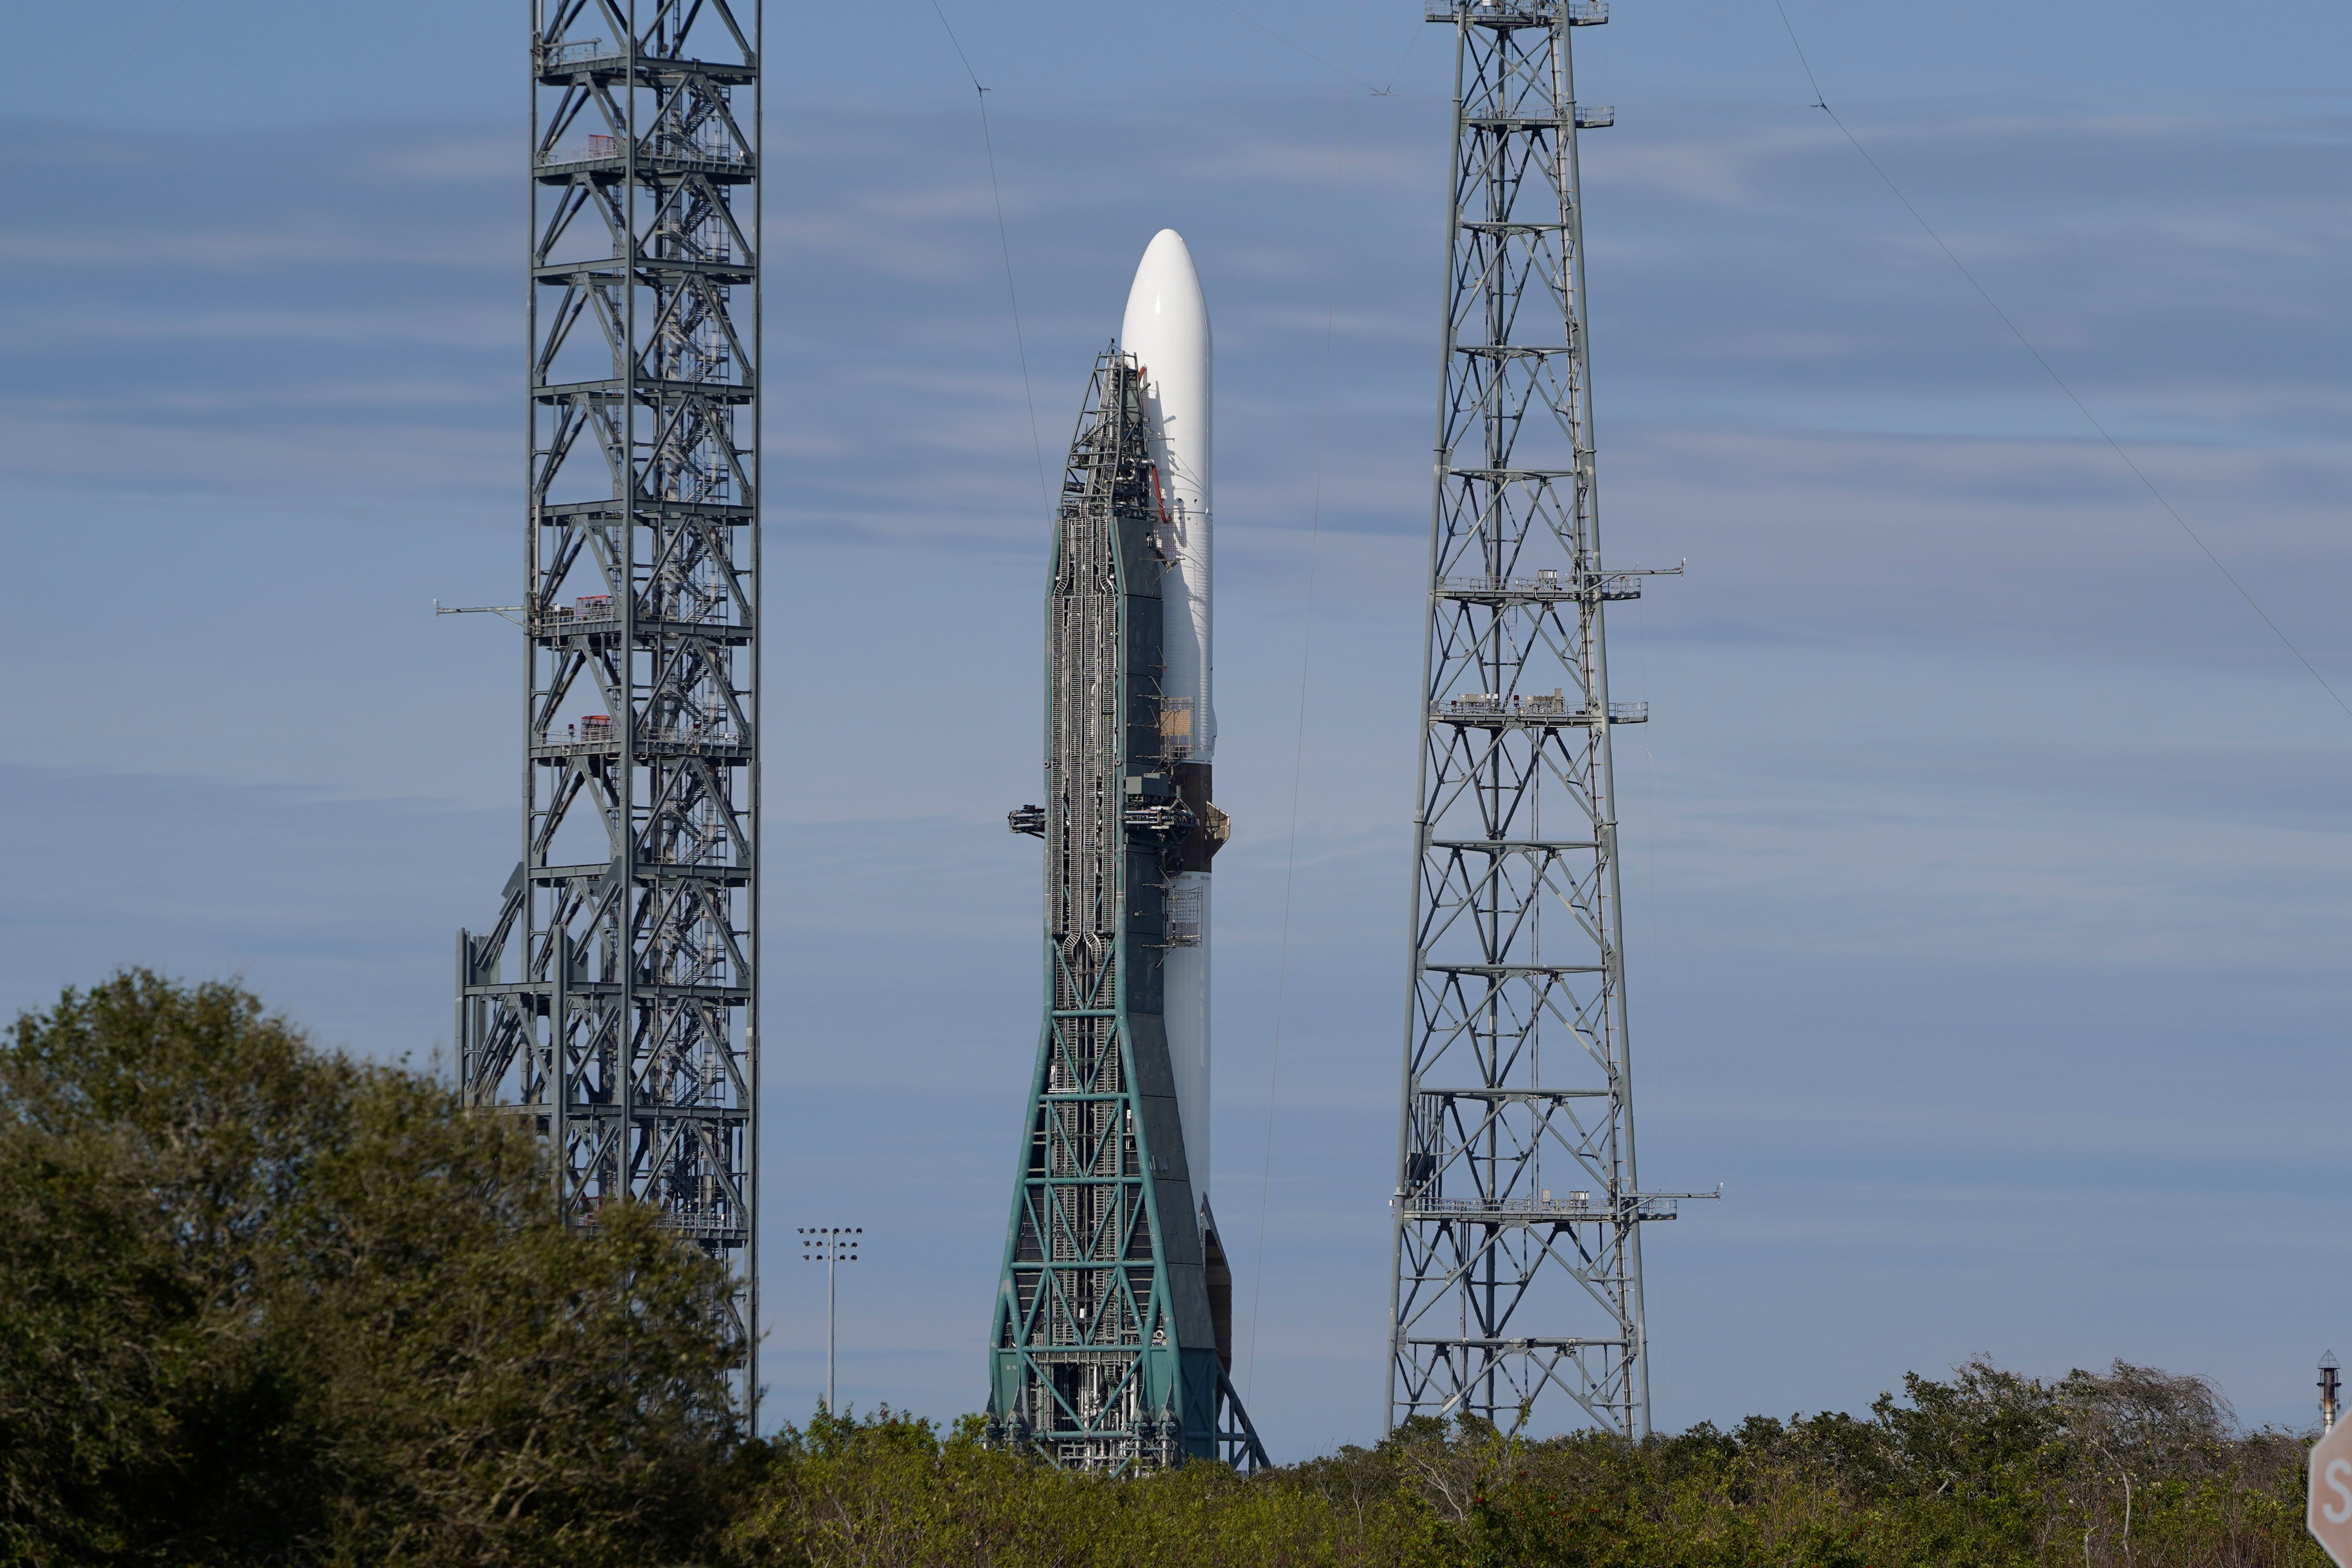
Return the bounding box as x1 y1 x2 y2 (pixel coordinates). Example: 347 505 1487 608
1121 230 1215 1211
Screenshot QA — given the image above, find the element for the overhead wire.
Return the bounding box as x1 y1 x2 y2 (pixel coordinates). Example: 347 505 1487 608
1200 0 1387 95
929 0 1052 505
1373 25 1430 97
1769 0 2352 720
1244 4 1357 1406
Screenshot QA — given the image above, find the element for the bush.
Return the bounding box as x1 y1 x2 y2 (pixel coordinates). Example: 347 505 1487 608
724 1405 1436 1567
0 970 740 1568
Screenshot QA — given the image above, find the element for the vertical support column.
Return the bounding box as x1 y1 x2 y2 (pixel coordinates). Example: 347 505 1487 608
1387 0 1665 1438
461 0 762 1413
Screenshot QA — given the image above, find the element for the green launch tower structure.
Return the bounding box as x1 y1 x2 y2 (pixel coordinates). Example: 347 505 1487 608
989 351 1266 1473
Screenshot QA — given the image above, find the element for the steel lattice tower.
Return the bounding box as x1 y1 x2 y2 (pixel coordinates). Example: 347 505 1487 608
458 0 761 1405
988 352 1267 1474
1388 0 1703 1438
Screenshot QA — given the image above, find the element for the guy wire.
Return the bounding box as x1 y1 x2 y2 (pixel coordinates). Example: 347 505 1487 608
930 1 1052 505
1770 0 2351 720
1246 11 1356 1405
1202 0 1386 95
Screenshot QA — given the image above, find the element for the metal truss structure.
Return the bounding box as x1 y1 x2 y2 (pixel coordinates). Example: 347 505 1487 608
988 351 1267 1474
1388 0 1707 1438
458 0 761 1406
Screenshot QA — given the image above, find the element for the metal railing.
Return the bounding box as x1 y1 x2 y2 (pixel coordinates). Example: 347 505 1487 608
536 135 750 169
1441 572 1562 595
1405 1193 1678 1220
578 1196 739 1233
538 596 743 630
553 719 742 749
557 594 617 622
1437 695 1647 723
1424 0 1606 21
1437 571 1643 598
658 1201 740 1234
647 724 742 747
543 38 615 67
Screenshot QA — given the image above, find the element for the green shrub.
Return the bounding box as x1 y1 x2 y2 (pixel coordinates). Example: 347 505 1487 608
0 970 740 1568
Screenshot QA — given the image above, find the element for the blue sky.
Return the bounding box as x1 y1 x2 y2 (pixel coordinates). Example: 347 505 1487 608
2 0 2349 1455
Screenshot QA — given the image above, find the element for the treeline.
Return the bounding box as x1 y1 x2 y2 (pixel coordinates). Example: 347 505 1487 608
735 1372 2319 1568
0 973 2325 1567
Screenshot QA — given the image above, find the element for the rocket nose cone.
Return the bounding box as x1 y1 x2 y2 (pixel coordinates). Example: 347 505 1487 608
1123 229 1207 337
1141 227 1194 273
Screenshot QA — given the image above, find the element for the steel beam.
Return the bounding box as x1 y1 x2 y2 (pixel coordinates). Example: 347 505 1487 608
459 0 762 1413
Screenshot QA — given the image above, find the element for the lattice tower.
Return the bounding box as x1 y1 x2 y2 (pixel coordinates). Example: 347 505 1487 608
1388 0 1706 1438
458 0 762 1407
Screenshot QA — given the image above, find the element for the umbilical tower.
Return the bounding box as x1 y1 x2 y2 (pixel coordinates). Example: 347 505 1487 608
989 349 1265 1473
457 0 763 1406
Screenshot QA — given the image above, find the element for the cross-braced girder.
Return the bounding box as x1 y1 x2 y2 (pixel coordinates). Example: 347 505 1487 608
1388 0 1688 1441
989 354 1266 1475
459 0 761 1410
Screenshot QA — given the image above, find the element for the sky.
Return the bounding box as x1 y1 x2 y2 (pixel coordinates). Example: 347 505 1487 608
1 0 2349 1457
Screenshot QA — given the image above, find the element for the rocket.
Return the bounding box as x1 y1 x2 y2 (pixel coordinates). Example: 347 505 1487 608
991 231 1260 1467
1121 230 1223 1229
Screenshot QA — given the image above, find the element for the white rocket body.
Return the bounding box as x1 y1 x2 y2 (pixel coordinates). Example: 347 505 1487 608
1121 230 1215 1209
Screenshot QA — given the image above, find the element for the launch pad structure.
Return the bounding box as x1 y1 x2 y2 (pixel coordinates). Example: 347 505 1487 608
990 349 1266 1474
1388 0 1711 1439
457 0 763 1409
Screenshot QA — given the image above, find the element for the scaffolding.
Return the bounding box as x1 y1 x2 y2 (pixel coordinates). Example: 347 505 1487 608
457 0 762 1411
1388 0 1708 1439
988 350 1266 1473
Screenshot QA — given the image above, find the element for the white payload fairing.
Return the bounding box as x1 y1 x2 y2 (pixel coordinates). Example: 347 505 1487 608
1121 229 1220 1219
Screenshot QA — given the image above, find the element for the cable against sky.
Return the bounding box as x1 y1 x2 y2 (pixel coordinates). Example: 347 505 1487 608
1768 0 2352 721
1244 8 1357 1407
1199 0 1387 94
929 0 1052 506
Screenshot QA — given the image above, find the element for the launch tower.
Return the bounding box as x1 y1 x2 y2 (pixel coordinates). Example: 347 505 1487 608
1388 0 1705 1437
457 0 762 1405
990 349 1266 1473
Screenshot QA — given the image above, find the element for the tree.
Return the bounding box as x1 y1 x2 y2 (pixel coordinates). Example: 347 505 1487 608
2058 1360 2234 1566
0 970 743 1568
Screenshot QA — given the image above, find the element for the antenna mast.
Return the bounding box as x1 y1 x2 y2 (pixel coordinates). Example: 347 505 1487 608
1388 0 1704 1437
458 0 763 1410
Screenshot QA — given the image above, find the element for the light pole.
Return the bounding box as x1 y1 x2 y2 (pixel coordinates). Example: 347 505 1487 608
800 1227 860 1412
